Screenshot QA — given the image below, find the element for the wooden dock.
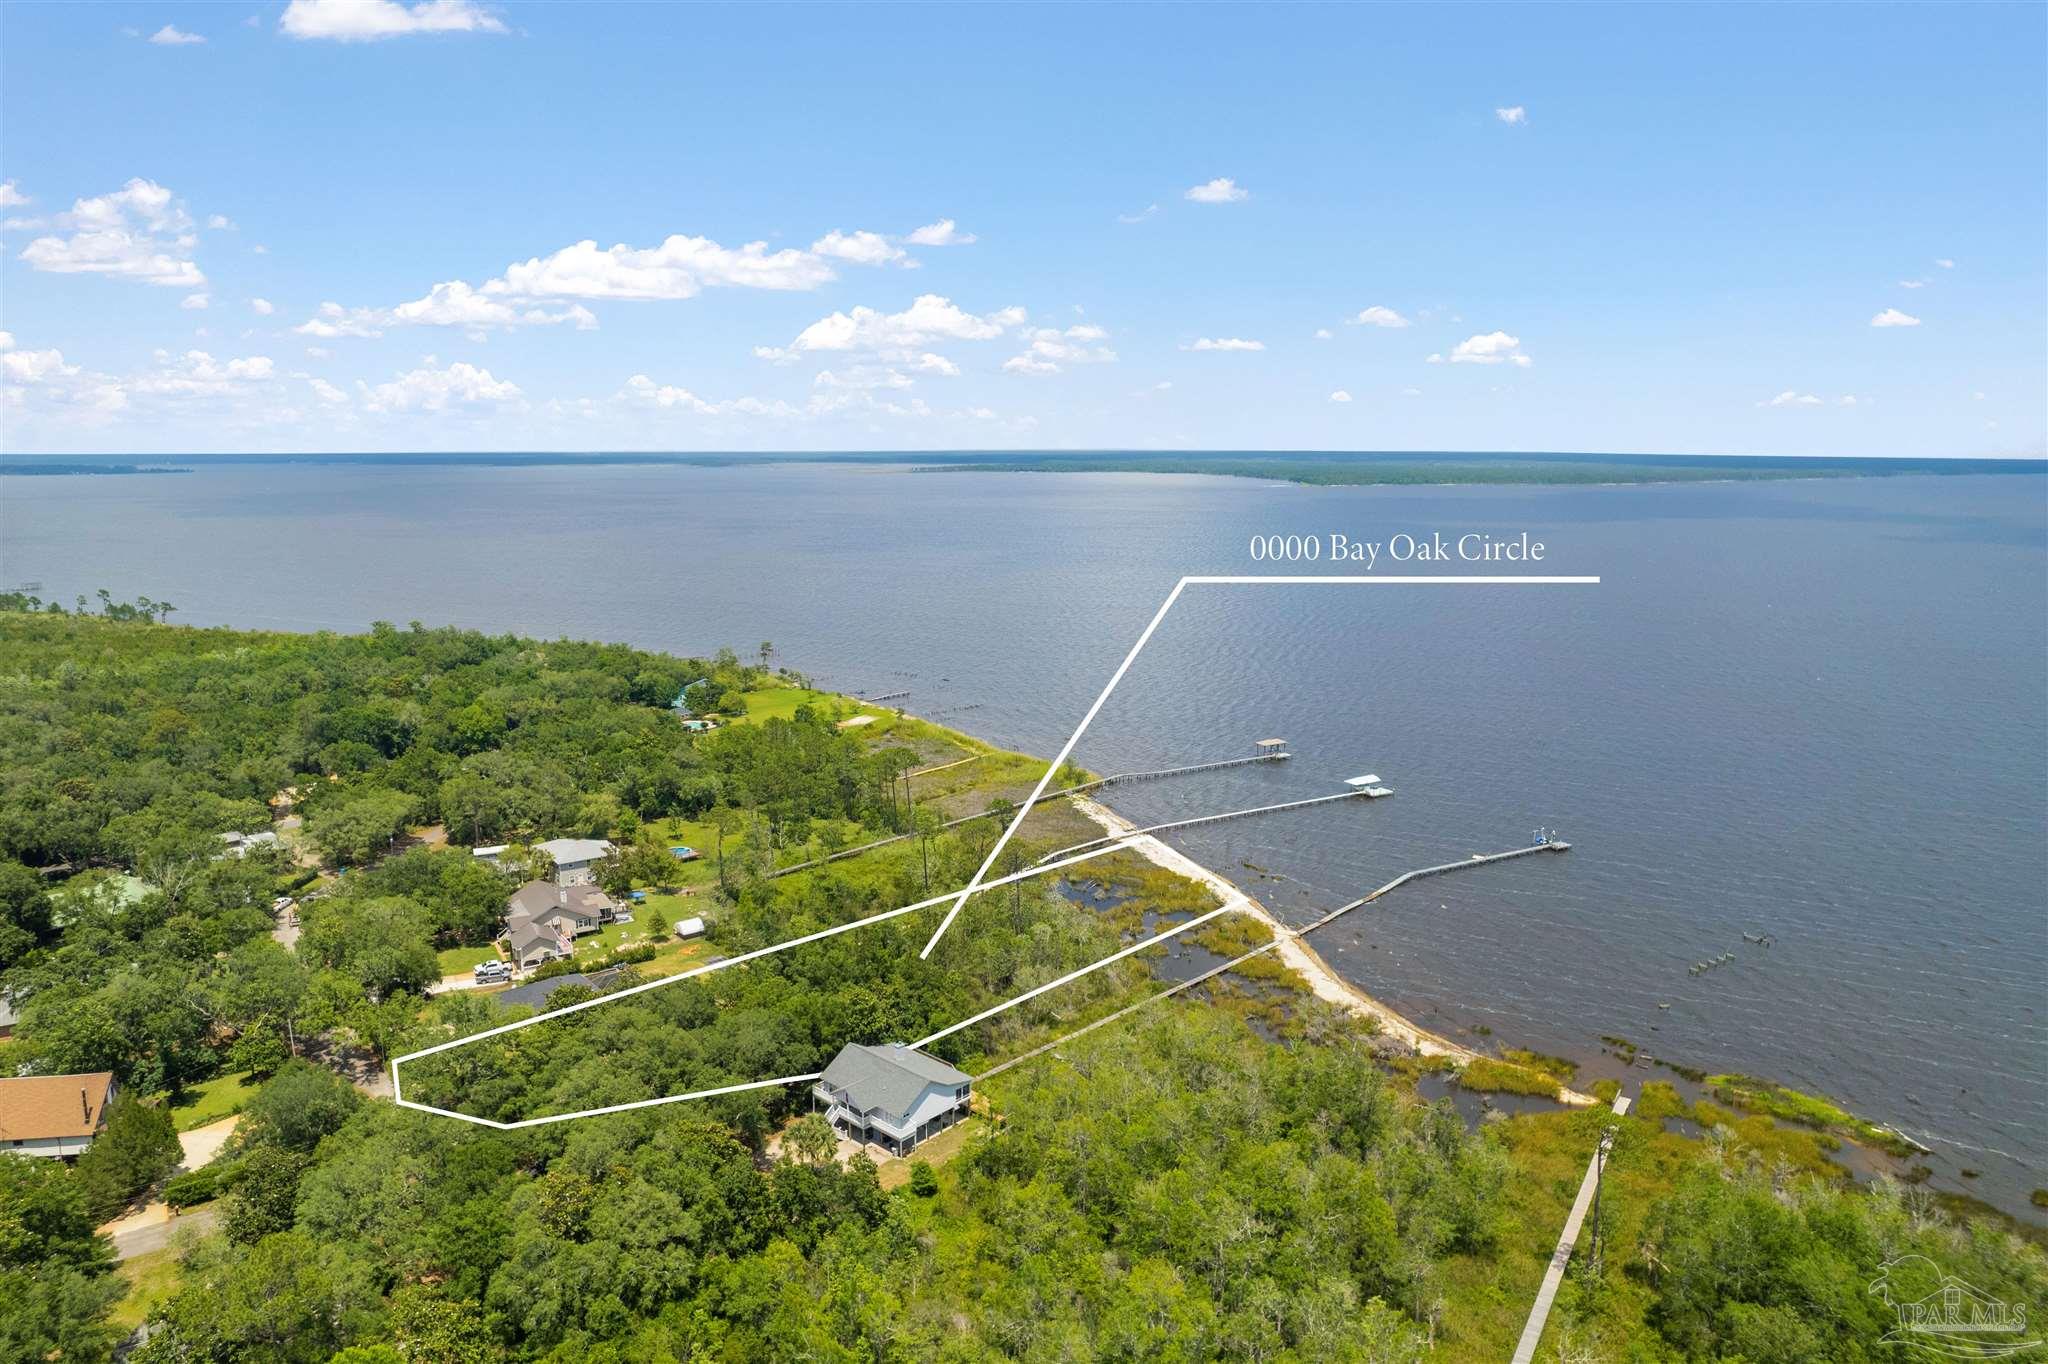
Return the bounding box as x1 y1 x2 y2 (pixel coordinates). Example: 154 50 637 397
976 837 1574 1082
766 750 1292 879
1293 841 1570 935
1035 784 1387 866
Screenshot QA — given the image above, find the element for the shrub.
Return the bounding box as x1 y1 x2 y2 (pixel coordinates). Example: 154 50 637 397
1458 1057 1561 1100
908 1161 939 1197
161 1166 223 1209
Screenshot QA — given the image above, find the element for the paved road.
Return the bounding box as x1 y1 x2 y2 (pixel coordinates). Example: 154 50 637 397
426 973 483 996
177 1116 238 1170
110 1204 218 1261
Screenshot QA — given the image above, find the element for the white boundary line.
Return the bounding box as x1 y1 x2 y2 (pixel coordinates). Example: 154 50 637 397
913 898 1241 1048
395 572 1598 1128
395 890 1243 1130
391 838 1146 1077
916 574 1598 958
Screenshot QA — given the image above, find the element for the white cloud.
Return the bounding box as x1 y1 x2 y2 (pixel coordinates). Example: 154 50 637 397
17 178 205 288
812 230 908 267
0 340 81 384
307 378 347 404
1496 106 1528 125
1184 177 1248 204
1005 323 1116 375
1117 204 1160 224
1760 390 1823 408
132 349 276 397
905 219 976 246
4 343 286 426
1427 331 1531 366
1154 381 1173 390
1898 279 1926 289
1350 305 1411 328
250 297 275 315
757 294 1026 362
296 281 596 337
0 182 28 209
361 359 521 412
305 219 920 331
813 365 915 391
619 374 994 427
1870 308 1921 328
913 352 959 376
206 213 234 230
1972 390 1987 401
1935 258 1955 269
148 23 206 44
1837 395 1861 407
280 0 505 41
1183 337 1264 352
1329 390 1352 403
492 234 835 301
294 303 384 339
1401 387 1423 397
181 293 209 310
390 280 596 331
1313 328 1334 340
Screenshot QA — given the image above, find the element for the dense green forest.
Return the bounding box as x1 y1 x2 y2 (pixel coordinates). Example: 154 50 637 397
1 601 2043 1363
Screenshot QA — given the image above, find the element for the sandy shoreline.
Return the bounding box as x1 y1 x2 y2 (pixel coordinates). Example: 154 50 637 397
1074 794 1597 1107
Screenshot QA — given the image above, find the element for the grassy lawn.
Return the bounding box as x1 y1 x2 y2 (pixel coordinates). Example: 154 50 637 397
437 942 501 974
637 937 715 979
111 1246 182 1331
876 1116 984 1190
739 685 896 727
164 1071 256 1131
572 918 660 959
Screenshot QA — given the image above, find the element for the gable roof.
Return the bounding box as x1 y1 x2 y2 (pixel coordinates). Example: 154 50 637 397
508 881 608 922
534 837 613 865
0 1072 116 1141
495 966 625 1012
506 919 569 960
820 1044 969 1121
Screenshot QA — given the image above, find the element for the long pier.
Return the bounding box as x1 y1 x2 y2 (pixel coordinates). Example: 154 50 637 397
1293 841 1570 935
1035 784 1387 866
976 838 1571 1081
766 750 1292 879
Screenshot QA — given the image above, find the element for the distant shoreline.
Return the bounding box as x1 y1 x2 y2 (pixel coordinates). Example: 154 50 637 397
4 449 2040 489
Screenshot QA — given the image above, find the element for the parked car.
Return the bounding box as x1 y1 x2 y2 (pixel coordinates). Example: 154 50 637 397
272 895 295 913
473 960 511 984
614 911 634 925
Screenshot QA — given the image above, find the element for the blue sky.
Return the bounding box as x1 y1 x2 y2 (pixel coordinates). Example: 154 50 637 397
1 1 2042 456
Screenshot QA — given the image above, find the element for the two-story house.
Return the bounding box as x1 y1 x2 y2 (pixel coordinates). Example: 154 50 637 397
812 1043 972 1157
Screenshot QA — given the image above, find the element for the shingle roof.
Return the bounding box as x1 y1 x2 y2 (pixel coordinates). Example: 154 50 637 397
495 967 625 1011
535 838 614 865
819 1044 969 1122
0 1072 116 1141
506 919 568 960
508 881 608 924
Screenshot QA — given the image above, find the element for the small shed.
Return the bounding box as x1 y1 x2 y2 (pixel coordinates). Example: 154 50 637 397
675 916 706 938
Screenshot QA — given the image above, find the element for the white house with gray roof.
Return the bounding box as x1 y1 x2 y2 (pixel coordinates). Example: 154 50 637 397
812 1043 972 1157
533 838 614 886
